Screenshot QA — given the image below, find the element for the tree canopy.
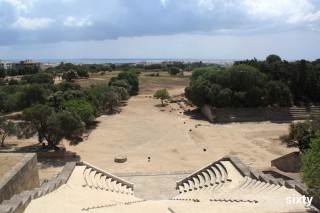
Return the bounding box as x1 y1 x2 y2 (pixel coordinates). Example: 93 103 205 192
21 104 84 147
154 89 170 106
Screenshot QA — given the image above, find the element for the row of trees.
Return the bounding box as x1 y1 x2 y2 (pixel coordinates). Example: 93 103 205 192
0 69 140 148
185 64 292 108
0 66 40 78
235 55 320 104
185 55 320 108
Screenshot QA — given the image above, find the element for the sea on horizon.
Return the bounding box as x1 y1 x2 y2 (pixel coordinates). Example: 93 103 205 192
5 58 237 65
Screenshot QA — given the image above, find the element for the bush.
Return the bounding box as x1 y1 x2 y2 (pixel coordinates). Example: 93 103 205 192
301 130 320 197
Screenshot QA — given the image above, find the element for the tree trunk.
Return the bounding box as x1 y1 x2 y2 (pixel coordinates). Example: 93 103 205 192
161 99 164 106
1 135 6 147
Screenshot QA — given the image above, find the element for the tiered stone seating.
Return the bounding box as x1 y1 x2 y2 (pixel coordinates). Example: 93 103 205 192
82 164 134 195
212 106 320 123
25 165 143 212
171 158 315 212
173 160 243 201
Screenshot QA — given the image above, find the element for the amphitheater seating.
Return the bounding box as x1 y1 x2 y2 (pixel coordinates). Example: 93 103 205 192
4 157 317 212
171 158 315 212
210 106 320 123
24 164 143 212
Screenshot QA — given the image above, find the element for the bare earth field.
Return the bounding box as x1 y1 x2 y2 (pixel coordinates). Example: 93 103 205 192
64 86 297 175
2 73 297 182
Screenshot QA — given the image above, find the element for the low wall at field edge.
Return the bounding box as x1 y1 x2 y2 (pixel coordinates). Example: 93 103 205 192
200 105 215 123
0 153 39 204
201 105 320 123
271 152 301 172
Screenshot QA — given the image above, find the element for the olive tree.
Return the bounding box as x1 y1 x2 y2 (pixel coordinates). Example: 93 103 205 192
20 104 84 147
154 89 170 106
0 118 19 147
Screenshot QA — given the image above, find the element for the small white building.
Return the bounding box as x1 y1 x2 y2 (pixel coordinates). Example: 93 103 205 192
0 60 12 69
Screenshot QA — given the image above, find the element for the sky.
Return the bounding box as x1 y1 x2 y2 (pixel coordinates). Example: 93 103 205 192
0 0 320 61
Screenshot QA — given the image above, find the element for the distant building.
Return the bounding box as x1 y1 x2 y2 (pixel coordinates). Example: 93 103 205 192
0 60 12 70
13 60 41 70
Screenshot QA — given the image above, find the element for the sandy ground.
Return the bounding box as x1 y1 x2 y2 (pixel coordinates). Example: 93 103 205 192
1 85 297 180
63 87 297 174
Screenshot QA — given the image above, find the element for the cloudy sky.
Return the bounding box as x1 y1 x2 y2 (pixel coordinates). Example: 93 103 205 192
0 0 320 60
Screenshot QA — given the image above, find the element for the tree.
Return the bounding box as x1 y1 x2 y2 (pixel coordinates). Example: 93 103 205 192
62 99 95 124
280 122 313 152
25 84 48 106
301 130 320 197
21 105 84 147
217 88 232 107
265 81 292 107
57 111 84 144
266 54 282 64
0 68 5 78
62 70 78 82
185 77 211 107
76 68 89 78
0 118 18 146
281 115 320 152
169 67 180 75
112 86 129 101
100 91 121 112
154 89 170 106
109 80 132 94
21 104 54 144
22 72 54 84
117 71 139 95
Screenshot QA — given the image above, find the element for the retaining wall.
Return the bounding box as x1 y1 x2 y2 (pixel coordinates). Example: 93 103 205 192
271 152 301 172
0 153 39 204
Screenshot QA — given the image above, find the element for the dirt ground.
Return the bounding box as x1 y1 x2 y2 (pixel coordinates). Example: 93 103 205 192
2 76 297 180
62 86 296 175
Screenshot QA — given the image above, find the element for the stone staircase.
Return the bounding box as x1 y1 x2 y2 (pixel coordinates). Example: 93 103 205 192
211 106 320 123
24 163 144 213
0 162 76 213
171 157 318 212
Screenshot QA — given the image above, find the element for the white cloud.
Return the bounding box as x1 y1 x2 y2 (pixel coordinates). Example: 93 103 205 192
1 0 27 13
63 16 92 27
0 0 38 13
160 0 168 8
198 0 214 10
244 0 320 24
11 16 54 30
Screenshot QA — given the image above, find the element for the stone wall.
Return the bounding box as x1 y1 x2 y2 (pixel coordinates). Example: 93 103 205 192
271 152 301 172
0 153 39 204
200 105 215 123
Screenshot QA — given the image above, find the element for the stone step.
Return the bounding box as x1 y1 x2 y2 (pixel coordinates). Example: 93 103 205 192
101 176 109 191
197 174 205 188
211 166 221 183
0 198 23 213
215 163 227 182
95 173 104 190
187 179 195 191
202 171 210 187
192 177 200 190
206 169 216 186
89 170 99 189
84 168 93 187
106 178 114 191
